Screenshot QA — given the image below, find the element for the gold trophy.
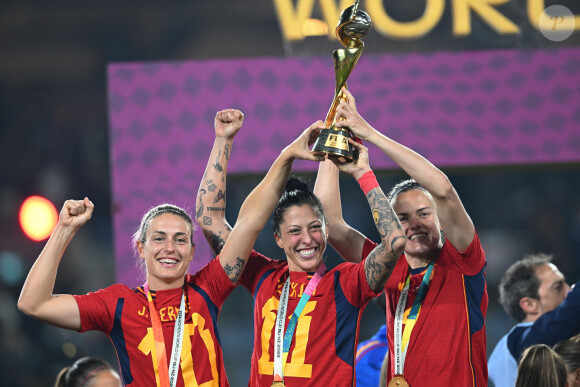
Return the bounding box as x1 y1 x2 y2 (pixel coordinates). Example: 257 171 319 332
311 0 372 161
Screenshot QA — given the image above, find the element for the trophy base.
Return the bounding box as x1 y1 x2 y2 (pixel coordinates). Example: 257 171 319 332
311 128 353 161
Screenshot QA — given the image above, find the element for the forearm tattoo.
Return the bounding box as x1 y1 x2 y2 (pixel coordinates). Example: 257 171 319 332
223 256 245 283
206 207 225 212
213 189 225 204
206 179 217 192
364 189 404 291
196 188 207 218
224 144 231 161
365 244 397 292
366 190 401 242
212 150 223 172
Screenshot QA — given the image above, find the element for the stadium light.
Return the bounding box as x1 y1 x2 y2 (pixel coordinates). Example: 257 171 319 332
19 196 58 241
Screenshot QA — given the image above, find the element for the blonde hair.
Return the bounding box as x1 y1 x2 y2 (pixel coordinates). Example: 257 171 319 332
131 204 195 280
516 344 567 387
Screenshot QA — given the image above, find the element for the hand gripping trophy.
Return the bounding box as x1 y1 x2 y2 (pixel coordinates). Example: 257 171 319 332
311 0 372 161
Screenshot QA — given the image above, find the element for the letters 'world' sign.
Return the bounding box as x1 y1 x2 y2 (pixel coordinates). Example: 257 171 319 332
273 0 579 54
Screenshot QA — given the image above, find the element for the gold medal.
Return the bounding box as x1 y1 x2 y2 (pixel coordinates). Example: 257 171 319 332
271 382 285 387
388 375 410 387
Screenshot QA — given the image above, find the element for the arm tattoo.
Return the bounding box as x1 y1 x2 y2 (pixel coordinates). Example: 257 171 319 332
203 216 212 226
364 189 403 291
212 151 223 172
209 231 226 254
224 144 231 161
206 179 217 192
196 188 207 218
366 190 401 243
391 235 406 254
213 189 225 203
223 256 245 283
364 244 398 292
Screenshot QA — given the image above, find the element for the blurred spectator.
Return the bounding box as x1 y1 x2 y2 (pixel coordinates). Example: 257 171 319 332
553 334 580 387
489 254 580 387
54 356 121 387
515 344 567 387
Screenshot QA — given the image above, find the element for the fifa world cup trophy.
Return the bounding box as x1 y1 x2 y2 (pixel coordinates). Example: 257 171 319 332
311 0 372 160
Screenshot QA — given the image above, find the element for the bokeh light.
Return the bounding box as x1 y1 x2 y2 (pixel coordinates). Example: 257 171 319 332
19 196 58 241
0 251 25 286
62 342 77 358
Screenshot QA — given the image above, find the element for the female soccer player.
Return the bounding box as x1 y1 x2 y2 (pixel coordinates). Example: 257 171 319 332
18 110 246 387
198 116 406 386
316 88 488 386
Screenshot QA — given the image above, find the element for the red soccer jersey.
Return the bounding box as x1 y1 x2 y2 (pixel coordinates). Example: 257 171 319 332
74 257 235 387
383 233 488 386
238 250 379 386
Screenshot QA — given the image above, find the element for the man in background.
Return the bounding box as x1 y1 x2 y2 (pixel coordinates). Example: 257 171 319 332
488 253 580 387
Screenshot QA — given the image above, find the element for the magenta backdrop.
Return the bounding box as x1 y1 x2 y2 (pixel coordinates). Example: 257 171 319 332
108 47 580 286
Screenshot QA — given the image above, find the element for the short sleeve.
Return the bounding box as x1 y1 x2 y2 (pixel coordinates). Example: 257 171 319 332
443 232 486 276
336 261 381 308
192 256 237 307
238 250 279 295
73 284 126 333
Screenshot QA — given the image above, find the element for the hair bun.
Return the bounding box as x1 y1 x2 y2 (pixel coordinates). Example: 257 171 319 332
285 176 309 193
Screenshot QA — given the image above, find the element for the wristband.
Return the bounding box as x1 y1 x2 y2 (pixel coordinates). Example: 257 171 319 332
357 170 379 195
352 135 363 145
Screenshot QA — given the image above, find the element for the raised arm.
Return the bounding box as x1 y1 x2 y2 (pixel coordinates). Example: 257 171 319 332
17 198 94 330
335 88 475 252
195 109 244 255
334 140 406 292
313 159 367 262
218 122 325 283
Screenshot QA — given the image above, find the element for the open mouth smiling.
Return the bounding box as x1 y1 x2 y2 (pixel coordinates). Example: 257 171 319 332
297 247 317 259
158 257 180 266
409 233 427 241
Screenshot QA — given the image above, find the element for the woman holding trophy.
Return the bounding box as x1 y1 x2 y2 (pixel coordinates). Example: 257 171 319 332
198 115 405 386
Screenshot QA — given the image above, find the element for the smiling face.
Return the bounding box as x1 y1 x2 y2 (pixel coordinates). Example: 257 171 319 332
274 204 327 273
392 189 443 264
137 213 194 290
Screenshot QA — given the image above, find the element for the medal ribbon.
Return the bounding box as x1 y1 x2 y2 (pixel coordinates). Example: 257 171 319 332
393 261 434 376
144 283 186 387
273 263 326 382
